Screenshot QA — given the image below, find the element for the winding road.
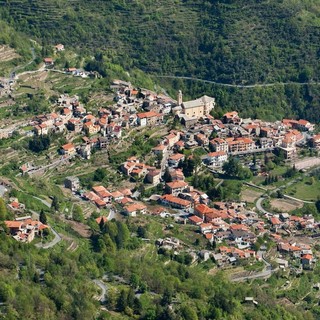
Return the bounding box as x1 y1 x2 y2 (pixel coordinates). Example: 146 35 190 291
93 279 107 303
231 253 274 282
154 75 320 89
10 47 36 80
31 197 63 249
35 227 62 249
256 197 273 216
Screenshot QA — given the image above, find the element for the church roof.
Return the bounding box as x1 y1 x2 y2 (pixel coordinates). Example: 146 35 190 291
182 95 215 109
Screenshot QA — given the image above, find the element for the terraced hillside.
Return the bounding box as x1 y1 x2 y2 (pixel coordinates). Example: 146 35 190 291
2 1 320 122
1 0 320 85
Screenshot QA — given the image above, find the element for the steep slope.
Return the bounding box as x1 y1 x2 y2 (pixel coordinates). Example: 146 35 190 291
1 0 320 84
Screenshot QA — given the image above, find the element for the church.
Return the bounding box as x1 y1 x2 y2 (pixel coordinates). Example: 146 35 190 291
175 90 215 119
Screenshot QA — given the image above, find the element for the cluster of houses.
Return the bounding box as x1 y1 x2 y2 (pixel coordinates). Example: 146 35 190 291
4 217 49 243
184 200 318 268
3 198 49 243
64 176 147 217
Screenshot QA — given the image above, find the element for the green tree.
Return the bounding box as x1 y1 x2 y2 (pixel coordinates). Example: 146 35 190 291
72 205 84 222
180 304 198 320
117 289 127 312
93 168 107 182
316 196 320 213
51 196 59 212
222 157 240 177
0 198 7 220
137 226 147 238
39 209 47 224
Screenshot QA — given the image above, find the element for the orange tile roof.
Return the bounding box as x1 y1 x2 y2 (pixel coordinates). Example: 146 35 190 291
162 194 191 207
95 216 108 224
62 143 75 151
137 111 161 119
5 221 23 228
166 181 189 189
169 153 184 161
195 204 214 215
207 151 227 157
188 215 203 224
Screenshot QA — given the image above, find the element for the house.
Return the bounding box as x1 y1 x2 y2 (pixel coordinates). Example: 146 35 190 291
68 119 82 133
123 202 147 217
301 254 313 268
310 135 320 150
181 95 215 118
83 191 106 208
61 108 72 122
222 111 241 124
60 143 76 156
98 137 108 149
5 219 49 243
152 144 168 156
165 132 181 147
54 121 65 133
188 215 203 225
44 57 54 66
110 191 124 202
168 168 185 181
136 111 163 127
275 258 289 269
283 119 314 132
168 153 185 167
34 123 49 136
78 143 92 159
228 137 255 153
194 204 214 219
161 194 192 210
8 200 25 212
64 176 80 192
83 121 100 135
209 138 228 153
271 216 282 231
146 169 161 185
199 223 214 234
165 181 189 195
55 44 65 51
92 186 112 203
205 151 228 167
195 133 208 146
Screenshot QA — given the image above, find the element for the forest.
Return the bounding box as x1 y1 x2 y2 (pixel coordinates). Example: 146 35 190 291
0 209 317 320
1 1 320 121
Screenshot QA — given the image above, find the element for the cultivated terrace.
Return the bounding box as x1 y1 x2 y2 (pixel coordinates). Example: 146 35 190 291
1 46 320 319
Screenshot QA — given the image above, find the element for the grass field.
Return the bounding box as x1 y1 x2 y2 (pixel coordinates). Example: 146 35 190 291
284 177 320 201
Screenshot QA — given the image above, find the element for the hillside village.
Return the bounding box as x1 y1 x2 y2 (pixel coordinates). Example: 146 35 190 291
1 62 320 275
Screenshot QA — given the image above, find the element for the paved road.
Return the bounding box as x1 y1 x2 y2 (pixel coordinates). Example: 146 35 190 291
283 194 314 204
154 75 320 88
231 252 274 282
31 198 62 249
10 47 36 80
231 269 272 282
32 196 51 208
256 197 272 216
35 227 62 249
27 155 73 176
93 279 107 303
